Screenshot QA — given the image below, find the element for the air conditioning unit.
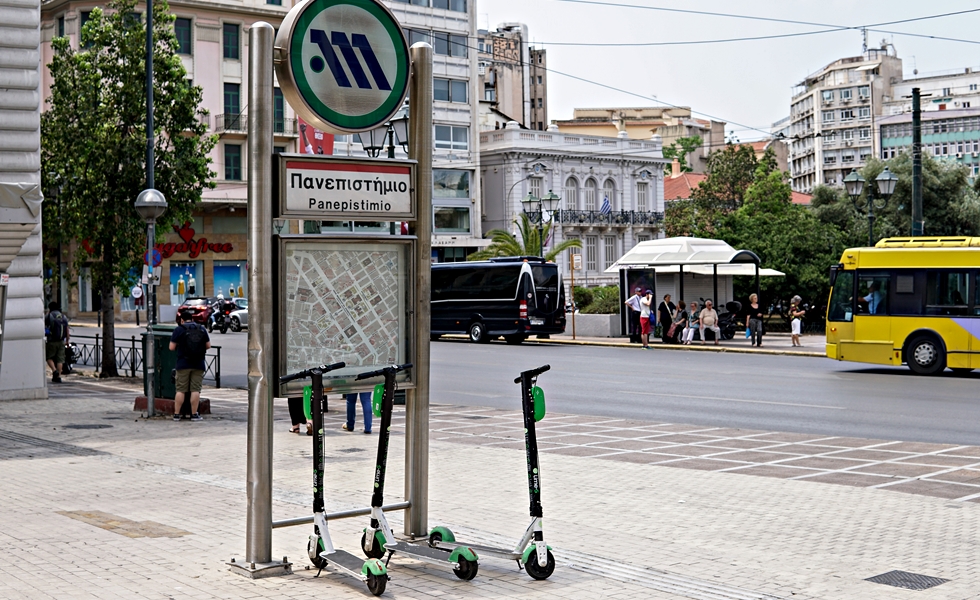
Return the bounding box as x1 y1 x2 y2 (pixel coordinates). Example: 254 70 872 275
972 151 978 157
956 152 963 158
842 98 851 103
845 140 853 146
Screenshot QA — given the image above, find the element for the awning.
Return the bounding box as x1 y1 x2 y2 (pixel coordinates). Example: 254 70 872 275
642 264 784 277
605 236 762 273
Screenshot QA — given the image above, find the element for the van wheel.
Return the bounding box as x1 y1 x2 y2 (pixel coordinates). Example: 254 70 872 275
504 335 525 345
906 334 946 375
468 322 489 343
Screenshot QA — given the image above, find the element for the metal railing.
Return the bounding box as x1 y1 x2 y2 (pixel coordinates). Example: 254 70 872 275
216 112 246 133
69 333 222 388
555 209 664 227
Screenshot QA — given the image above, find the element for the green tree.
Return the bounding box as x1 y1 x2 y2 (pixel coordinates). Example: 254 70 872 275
661 136 702 175
42 0 214 377
468 213 582 261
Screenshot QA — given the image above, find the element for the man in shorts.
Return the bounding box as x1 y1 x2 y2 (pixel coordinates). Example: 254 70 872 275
169 311 211 421
44 302 69 383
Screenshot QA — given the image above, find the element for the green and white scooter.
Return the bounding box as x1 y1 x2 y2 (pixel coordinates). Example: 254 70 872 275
279 362 389 596
427 364 556 580
354 363 481 581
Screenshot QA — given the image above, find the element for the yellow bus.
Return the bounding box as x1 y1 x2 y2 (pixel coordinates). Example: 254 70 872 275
825 237 980 375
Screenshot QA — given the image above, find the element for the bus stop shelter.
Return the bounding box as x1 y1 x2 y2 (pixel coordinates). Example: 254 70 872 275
605 237 784 335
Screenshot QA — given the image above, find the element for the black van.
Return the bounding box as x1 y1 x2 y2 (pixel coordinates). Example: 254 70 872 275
431 257 566 343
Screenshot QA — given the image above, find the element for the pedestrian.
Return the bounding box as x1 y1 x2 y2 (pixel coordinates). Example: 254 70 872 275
682 300 700 344
343 392 373 434
745 293 765 347
624 287 643 343
667 300 687 344
169 310 210 421
639 290 653 349
44 301 70 383
288 395 311 435
789 295 806 347
699 299 721 346
657 294 676 343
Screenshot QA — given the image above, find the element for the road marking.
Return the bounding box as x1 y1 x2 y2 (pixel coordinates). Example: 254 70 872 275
620 390 845 410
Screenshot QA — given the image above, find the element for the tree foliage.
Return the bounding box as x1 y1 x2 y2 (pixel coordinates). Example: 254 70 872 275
661 136 702 175
41 0 214 376
468 213 582 261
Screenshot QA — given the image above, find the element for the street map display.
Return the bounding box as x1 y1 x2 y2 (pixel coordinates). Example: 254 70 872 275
281 239 409 390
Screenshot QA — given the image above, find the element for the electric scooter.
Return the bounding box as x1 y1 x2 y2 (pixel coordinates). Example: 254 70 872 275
354 363 481 581
279 362 390 596
427 364 556 580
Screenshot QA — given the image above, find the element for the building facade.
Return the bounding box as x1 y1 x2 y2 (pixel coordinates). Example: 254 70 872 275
553 107 724 173
880 108 980 177
788 45 903 193
476 23 547 131
480 123 667 286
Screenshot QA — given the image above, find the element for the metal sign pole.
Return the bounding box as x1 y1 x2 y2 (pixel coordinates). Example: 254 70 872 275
405 41 433 537
240 22 287 577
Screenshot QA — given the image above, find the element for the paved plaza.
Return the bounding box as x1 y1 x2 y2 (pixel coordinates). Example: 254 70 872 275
0 378 978 599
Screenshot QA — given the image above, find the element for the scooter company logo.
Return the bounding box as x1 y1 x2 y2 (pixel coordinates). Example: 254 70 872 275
286 0 409 132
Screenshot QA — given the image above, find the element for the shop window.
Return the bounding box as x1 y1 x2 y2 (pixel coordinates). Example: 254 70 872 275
433 207 470 233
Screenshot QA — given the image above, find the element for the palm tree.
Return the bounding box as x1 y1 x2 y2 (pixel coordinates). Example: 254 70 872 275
468 213 582 261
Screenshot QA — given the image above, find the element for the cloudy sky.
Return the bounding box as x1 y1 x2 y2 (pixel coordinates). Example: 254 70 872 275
479 0 980 141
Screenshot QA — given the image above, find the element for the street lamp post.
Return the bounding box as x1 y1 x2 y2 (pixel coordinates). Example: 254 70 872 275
135 189 168 417
521 189 561 257
844 167 898 247
355 102 409 159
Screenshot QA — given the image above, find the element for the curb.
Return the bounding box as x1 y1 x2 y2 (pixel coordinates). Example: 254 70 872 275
440 334 825 358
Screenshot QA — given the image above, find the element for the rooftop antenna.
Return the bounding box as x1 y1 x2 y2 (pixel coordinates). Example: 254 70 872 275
861 28 868 54
912 56 918 76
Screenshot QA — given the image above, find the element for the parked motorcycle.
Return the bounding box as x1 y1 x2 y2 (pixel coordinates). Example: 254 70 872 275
718 300 742 340
209 300 238 334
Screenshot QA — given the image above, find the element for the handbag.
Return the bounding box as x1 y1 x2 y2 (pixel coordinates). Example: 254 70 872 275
667 322 679 338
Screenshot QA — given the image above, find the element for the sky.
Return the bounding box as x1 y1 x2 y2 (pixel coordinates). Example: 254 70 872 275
478 0 980 141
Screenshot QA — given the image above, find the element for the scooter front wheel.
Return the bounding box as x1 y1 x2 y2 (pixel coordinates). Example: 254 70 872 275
361 531 386 559
307 536 327 569
366 572 387 596
524 549 555 580
453 556 479 580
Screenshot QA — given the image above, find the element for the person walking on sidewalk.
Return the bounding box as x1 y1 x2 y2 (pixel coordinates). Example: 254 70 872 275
169 311 210 421
682 300 699 344
789 295 806 347
657 294 676 343
343 392 373 433
639 290 653 349
624 287 643 343
699 300 721 345
745 293 765 347
44 302 70 383
288 396 311 435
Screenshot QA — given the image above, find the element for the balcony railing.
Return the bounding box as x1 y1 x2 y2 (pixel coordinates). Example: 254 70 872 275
274 117 298 136
555 209 664 227
216 112 246 133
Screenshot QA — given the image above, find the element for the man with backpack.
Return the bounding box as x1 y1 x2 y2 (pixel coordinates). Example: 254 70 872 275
44 302 70 383
169 310 211 421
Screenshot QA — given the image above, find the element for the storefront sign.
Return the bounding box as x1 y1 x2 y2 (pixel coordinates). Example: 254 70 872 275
275 154 416 220
156 223 235 259
274 0 410 134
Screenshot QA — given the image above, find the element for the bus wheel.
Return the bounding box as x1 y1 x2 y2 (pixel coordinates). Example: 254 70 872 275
907 335 946 375
468 322 489 343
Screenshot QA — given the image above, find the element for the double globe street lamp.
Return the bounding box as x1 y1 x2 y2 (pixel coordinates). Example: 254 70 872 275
844 167 899 247
355 102 410 159
521 189 561 257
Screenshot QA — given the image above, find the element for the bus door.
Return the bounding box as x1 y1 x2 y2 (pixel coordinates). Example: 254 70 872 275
826 268 855 360
925 271 973 369
849 271 895 365
973 272 980 369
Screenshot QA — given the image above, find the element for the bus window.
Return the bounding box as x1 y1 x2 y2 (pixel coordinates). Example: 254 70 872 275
926 271 970 316
484 266 521 299
450 269 487 300
431 269 455 301
856 273 889 315
828 270 854 322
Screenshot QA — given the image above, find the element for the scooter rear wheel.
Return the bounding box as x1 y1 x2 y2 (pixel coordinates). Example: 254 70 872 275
524 549 555 580
366 572 387 596
361 531 386 559
453 557 479 580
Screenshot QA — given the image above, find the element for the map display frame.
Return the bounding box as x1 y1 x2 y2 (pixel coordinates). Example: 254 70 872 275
275 235 415 397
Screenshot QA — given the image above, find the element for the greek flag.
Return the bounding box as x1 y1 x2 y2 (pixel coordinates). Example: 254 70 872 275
600 194 612 214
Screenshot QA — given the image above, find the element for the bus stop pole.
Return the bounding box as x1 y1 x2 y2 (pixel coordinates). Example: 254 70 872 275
405 42 433 537
243 22 277 570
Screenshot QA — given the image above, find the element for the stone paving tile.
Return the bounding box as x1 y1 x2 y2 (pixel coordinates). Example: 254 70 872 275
640 433 721 444
924 469 980 485
777 456 873 470
705 450 806 463
876 441 962 453
580 439 671 451
643 445 726 458
795 472 883 487
848 462 944 478
896 454 980 468
593 451 665 464
749 432 834 443
823 449 916 462
538 446 616 458
880 479 980 499
812 436 894 448
940 446 980 458
693 438 781 450
654 457 752 471
725 465 824 478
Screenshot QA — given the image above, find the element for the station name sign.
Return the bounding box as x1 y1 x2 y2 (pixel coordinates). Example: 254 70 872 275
275 153 416 221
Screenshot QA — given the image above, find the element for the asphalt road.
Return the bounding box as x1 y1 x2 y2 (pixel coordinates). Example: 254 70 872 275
207 331 980 446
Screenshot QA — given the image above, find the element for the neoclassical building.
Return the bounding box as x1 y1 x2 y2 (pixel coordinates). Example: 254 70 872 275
480 122 667 286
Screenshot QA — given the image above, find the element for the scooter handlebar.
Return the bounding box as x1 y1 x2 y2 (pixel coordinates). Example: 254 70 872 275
278 361 347 384
354 363 413 381
514 364 550 384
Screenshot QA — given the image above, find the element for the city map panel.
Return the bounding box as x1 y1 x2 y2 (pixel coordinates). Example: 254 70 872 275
282 240 408 384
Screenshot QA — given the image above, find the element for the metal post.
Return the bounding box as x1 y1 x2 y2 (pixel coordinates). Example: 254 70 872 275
145 220 155 416
405 42 432 538
867 202 876 248
145 0 154 191
911 87 923 236
712 264 718 307
570 264 576 340
244 22 276 569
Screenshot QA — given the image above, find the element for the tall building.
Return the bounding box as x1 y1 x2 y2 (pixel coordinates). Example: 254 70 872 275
788 44 902 192
476 23 548 131
480 123 666 286
553 107 724 173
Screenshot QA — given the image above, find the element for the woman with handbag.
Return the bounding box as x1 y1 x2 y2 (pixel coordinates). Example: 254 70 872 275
667 301 687 344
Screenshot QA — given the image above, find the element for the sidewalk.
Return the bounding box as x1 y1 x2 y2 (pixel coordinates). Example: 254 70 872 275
1 378 977 599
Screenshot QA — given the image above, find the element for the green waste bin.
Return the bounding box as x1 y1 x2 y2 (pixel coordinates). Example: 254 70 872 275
143 324 178 399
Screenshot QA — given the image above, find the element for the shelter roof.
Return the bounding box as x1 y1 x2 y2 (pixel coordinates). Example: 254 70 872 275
605 236 783 276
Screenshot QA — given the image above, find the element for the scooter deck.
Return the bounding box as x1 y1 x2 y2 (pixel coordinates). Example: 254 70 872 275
323 549 371 580
391 540 465 567
427 539 520 561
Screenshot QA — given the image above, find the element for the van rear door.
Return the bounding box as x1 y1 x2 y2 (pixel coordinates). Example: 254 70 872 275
530 264 564 328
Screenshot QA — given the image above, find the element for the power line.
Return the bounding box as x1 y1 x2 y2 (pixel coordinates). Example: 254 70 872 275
537 28 844 47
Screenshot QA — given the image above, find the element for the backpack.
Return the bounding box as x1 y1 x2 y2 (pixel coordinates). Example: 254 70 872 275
47 311 68 342
182 323 208 361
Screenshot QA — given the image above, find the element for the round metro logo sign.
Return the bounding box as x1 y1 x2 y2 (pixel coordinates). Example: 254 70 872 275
275 0 410 134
